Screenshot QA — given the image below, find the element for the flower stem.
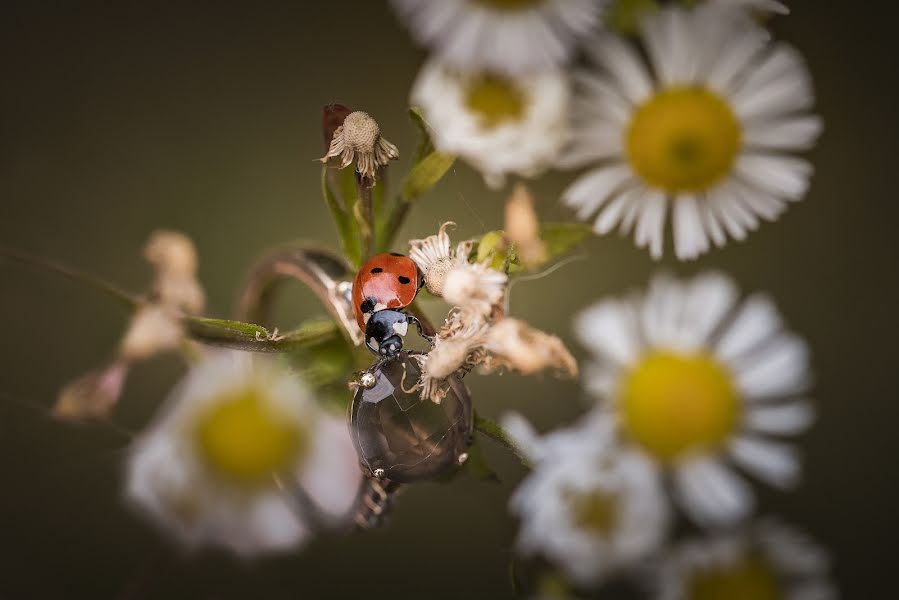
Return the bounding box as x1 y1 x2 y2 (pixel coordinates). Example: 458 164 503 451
473 412 531 469
0 246 139 309
321 167 361 266
357 174 375 259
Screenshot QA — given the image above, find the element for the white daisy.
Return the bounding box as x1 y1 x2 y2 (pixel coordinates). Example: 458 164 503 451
125 351 361 556
576 272 814 527
504 412 669 586
654 519 837 600
560 5 822 259
391 0 606 75
411 60 569 188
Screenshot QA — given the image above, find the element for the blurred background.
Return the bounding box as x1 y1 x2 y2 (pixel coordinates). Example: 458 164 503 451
0 0 896 597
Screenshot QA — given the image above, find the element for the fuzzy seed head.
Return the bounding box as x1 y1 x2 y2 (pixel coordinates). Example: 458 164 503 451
342 111 380 152
424 257 455 296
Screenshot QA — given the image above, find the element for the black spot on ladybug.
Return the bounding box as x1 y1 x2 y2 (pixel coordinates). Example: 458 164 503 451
360 297 376 313
398 276 411 284
370 267 384 274
390 252 403 257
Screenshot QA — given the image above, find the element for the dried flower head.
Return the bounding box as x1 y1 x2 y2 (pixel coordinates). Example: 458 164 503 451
413 321 487 403
320 111 399 182
442 261 508 319
484 318 577 378
504 184 547 270
409 222 470 296
53 361 128 420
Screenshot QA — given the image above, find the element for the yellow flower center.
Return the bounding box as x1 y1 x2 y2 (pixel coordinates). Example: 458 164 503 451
196 387 306 485
626 87 742 194
689 557 782 600
619 351 739 462
473 0 541 10
565 487 618 534
464 73 526 129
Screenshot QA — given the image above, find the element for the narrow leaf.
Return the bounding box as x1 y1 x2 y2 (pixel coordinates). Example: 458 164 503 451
540 222 593 259
401 150 455 201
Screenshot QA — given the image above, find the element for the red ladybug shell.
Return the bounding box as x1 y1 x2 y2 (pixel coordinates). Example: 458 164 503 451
352 253 421 330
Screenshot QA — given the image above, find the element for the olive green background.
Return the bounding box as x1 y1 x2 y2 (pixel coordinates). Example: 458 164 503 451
0 1 896 598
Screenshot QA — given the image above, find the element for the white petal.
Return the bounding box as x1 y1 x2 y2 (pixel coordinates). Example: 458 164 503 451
707 29 767 94
679 272 739 347
733 334 811 400
634 190 668 259
501 412 542 462
584 35 653 105
743 115 824 152
731 44 815 121
735 154 813 201
674 457 754 526
715 294 783 363
562 164 633 220
594 190 633 234
672 195 710 260
745 400 816 435
575 300 642 366
729 436 800 488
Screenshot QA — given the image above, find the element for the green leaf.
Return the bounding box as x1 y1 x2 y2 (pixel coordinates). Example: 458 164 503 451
401 150 455 202
473 230 522 273
185 317 338 353
540 222 593 259
408 106 435 162
321 167 361 266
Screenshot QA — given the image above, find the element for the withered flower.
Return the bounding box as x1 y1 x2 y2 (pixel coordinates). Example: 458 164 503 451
320 111 399 182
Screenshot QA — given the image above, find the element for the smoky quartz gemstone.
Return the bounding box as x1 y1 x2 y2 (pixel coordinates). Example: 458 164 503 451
350 352 473 484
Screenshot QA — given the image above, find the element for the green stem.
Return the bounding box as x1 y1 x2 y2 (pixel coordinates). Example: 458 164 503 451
473 412 531 468
321 167 361 266
380 194 412 251
0 246 139 309
357 175 375 259
184 317 338 353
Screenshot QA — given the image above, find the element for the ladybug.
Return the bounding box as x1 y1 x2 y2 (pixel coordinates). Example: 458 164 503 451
352 253 431 358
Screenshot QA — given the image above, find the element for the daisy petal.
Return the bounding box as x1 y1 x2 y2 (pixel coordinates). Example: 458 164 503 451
745 400 816 435
674 457 754 526
730 436 800 488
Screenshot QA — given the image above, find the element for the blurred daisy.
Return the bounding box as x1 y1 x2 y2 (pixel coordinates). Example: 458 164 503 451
411 61 569 188
391 0 606 75
560 5 822 259
654 519 837 600
504 413 669 586
576 272 814 526
126 351 361 556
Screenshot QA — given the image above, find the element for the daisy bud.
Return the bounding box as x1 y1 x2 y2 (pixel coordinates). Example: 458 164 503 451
119 305 184 362
53 361 128 420
320 111 399 182
504 184 547 270
144 230 199 278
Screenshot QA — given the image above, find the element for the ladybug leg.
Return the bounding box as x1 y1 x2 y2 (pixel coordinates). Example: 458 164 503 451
406 315 435 346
